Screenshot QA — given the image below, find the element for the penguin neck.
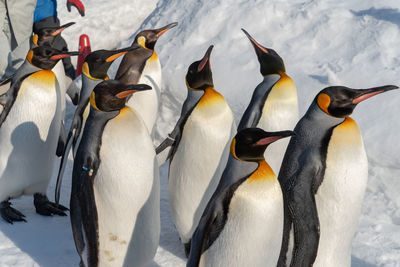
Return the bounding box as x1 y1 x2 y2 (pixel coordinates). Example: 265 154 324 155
76 107 120 168
81 74 104 105
181 88 204 115
236 74 281 131
213 154 259 196
12 60 41 84
303 102 345 131
89 107 120 123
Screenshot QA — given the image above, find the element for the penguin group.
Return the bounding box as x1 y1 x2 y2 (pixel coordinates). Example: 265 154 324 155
0 13 397 267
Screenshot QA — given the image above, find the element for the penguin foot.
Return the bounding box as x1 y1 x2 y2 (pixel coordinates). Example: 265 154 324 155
0 200 27 224
33 194 68 216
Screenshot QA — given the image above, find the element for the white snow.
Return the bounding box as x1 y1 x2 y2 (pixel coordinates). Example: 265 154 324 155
0 0 400 266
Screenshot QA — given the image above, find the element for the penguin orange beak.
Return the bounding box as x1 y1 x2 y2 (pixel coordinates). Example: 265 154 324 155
52 22 76 36
242 28 269 54
155 22 178 38
50 51 81 60
256 130 295 146
198 45 214 72
352 85 398 104
116 84 152 99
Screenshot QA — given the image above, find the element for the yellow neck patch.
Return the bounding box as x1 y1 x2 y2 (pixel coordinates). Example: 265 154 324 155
149 50 158 62
317 93 331 115
26 50 34 64
247 161 275 182
82 62 104 80
197 87 225 108
32 34 38 46
118 106 131 116
90 92 101 111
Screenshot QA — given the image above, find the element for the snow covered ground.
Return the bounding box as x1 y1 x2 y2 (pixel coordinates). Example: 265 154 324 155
1 0 400 266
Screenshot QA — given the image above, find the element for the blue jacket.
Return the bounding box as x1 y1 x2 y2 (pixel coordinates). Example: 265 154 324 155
34 0 57 23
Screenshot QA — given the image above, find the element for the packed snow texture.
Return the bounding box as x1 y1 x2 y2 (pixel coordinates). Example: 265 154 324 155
0 0 400 266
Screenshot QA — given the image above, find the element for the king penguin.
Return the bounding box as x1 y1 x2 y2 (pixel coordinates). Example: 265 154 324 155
277 85 398 267
187 128 294 267
54 46 139 205
115 22 178 133
31 22 79 106
238 29 298 175
70 80 159 267
0 46 80 223
156 45 236 255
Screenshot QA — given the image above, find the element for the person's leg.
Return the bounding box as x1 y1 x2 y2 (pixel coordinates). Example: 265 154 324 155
3 0 37 78
0 1 11 80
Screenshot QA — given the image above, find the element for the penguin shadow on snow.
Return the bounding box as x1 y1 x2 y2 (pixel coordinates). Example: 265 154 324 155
351 256 376 267
0 122 77 266
157 163 187 260
351 7 400 29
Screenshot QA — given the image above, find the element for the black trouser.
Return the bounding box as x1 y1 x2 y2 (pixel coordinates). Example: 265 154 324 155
33 16 75 79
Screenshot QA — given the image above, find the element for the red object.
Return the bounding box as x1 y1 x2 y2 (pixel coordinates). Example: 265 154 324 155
67 0 85 17
76 34 91 77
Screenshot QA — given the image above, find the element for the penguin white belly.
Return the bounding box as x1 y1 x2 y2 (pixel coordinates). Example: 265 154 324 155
126 55 161 134
169 93 235 243
53 61 67 116
94 108 160 267
257 74 298 175
200 175 283 267
0 71 61 201
314 117 368 267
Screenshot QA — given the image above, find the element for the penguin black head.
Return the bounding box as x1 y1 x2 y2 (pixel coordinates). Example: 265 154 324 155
186 45 214 90
83 46 139 80
32 22 75 47
316 85 398 118
90 80 152 112
242 29 285 76
135 22 178 50
231 128 294 162
27 46 81 70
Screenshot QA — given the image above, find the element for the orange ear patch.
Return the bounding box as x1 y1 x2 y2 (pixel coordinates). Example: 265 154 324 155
26 50 34 64
230 138 240 160
90 92 101 111
32 34 38 46
137 36 146 48
317 93 331 115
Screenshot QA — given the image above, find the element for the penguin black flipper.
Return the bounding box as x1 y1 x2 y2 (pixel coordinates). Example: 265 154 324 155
55 98 89 204
0 75 12 88
278 155 323 267
0 73 31 128
156 89 203 159
56 121 67 157
67 82 80 105
187 176 249 267
71 157 100 267
155 114 186 158
237 74 281 131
